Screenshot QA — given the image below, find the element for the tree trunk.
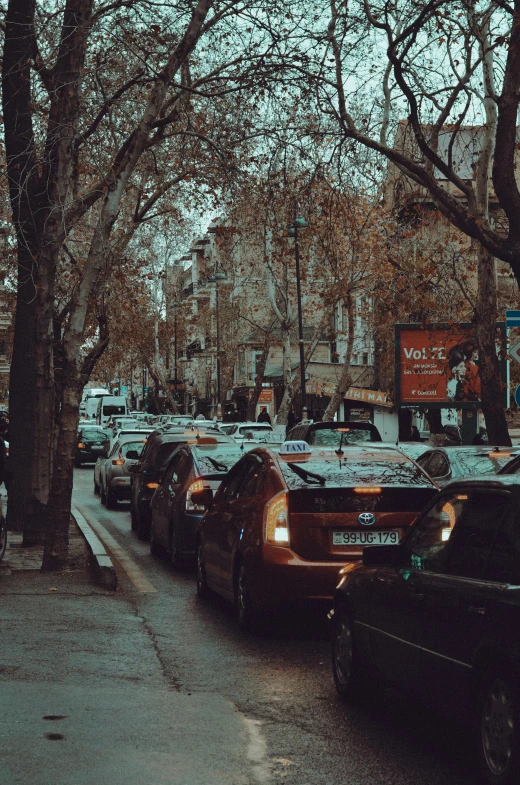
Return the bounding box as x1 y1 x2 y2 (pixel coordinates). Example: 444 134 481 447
246 338 270 421
41 374 81 571
274 324 293 427
322 294 355 421
474 249 510 445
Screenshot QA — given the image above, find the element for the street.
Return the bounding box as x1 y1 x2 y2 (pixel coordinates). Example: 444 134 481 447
42 467 480 785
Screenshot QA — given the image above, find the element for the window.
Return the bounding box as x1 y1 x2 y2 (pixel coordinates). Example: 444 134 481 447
446 492 512 580
402 491 468 572
162 452 184 488
237 456 265 498
109 441 121 458
481 505 520 584
121 441 145 458
419 451 450 480
216 462 248 501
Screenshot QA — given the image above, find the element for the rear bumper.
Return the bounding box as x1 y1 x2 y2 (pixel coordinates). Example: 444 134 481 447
109 477 131 498
249 545 348 610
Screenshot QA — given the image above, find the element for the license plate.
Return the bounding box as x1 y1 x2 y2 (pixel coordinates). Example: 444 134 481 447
90 445 103 450
332 530 400 546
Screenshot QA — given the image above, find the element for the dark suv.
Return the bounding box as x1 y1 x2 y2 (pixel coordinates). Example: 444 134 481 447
330 476 520 785
129 428 233 539
287 421 381 446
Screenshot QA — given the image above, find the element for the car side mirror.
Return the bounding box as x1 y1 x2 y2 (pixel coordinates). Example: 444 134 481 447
363 543 403 567
126 450 139 460
191 488 214 508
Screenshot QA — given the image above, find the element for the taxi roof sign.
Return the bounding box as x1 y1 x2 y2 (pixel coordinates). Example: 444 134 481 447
279 440 312 461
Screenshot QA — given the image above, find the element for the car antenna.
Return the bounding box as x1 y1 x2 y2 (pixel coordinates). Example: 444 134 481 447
335 430 346 457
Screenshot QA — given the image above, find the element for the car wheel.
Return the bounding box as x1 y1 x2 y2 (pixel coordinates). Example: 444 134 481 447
331 604 364 701
94 476 100 495
105 487 117 510
477 665 520 785
0 516 7 561
170 525 183 570
235 563 257 632
100 481 107 506
196 542 210 599
149 520 162 556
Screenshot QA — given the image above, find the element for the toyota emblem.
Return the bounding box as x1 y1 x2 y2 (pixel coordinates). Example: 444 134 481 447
358 512 376 526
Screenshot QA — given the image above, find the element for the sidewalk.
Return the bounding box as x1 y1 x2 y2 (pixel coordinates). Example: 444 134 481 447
0 522 250 785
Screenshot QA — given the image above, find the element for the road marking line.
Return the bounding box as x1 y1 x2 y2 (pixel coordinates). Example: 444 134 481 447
74 503 157 593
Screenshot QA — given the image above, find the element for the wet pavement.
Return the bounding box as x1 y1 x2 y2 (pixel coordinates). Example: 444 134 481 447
0 467 481 785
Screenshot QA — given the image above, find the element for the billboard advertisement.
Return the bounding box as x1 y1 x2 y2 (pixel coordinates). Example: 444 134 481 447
395 323 507 408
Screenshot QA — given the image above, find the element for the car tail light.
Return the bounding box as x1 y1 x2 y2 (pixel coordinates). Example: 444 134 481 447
146 482 159 489
78 442 85 449
353 487 382 494
264 491 290 546
112 457 124 466
186 478 205 510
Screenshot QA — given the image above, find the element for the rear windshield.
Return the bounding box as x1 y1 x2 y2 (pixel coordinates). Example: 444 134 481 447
290 486 437 513
452 452 511 476
196 450 247 475
309 428 375 447
80 429 111 442
238 425 272 435
280 459 432 490
149 441 185 470
103 405 125 416
121 441 145 457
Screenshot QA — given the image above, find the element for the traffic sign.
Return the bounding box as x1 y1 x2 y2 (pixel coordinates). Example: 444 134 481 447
515 385 520 407
506 310 520 327
510 341 520 364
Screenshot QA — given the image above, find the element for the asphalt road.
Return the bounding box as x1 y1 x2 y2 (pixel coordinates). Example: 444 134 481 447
71 467 478 785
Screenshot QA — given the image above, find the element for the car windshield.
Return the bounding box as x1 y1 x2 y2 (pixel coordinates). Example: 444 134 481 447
310 428 374 446
279 455 433 489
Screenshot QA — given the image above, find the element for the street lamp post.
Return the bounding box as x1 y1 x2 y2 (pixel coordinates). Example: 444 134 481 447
287 215 308 420
209 271 227 420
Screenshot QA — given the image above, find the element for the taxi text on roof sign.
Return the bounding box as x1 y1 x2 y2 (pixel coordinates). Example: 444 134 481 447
280 441 311 458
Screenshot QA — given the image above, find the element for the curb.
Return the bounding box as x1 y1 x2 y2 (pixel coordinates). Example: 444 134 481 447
71 504 117 590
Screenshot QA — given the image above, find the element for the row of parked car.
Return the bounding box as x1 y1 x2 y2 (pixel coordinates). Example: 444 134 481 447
75 416 520 784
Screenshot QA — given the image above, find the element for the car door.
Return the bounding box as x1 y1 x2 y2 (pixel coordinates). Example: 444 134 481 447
218 454 266 595
166 452 194 545
152 451 184 547
201 463 246 590
368 491 456 690
419 490 513 712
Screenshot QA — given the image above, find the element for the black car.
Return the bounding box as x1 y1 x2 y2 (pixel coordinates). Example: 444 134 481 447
330 476 520 785
149 443 250 568
287 420 381 445
129 427 233 540
75 426 112 466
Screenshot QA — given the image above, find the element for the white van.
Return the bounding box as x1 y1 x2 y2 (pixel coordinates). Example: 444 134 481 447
96 395 128 426
80 387 110 416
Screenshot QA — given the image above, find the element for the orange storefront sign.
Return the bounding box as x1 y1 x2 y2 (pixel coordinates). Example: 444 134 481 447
258 389 273 403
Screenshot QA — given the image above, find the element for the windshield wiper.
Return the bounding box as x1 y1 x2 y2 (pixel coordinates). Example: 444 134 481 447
206 456 230 472
286 463 327 486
